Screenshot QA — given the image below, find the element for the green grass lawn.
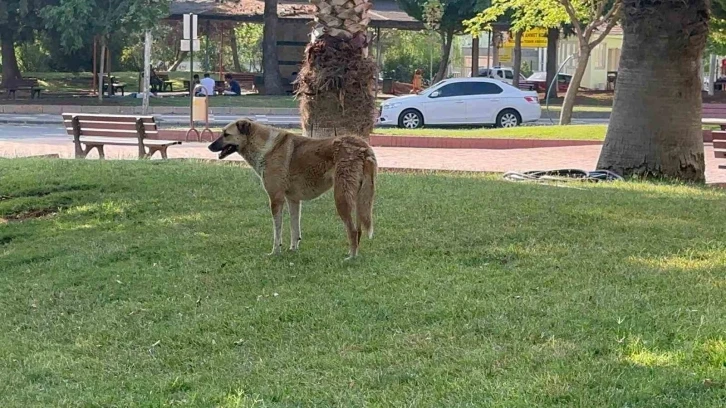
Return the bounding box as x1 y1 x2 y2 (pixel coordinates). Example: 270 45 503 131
1 159 725 406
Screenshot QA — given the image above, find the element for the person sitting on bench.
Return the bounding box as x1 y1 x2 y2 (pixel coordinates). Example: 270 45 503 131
223 73 242 96
200 73 215 96
150 66 163 93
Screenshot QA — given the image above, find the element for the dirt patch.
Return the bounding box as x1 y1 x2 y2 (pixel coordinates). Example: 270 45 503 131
2 208 58 223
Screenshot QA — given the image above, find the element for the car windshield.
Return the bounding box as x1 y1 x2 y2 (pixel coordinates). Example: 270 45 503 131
528 72 547 81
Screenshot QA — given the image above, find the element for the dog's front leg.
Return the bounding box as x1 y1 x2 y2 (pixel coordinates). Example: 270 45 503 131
287 198 302 251
268 195 285 256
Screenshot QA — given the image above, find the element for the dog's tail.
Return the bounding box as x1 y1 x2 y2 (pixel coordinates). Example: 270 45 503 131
357 151 377 239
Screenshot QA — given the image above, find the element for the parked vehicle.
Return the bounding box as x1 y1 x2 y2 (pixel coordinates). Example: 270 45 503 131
526 72 573 94
378 77 541 129
478 67 537 91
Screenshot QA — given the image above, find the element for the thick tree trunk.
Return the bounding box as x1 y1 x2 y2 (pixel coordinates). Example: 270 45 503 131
597 0 708 182
1 35 21 86
230 27 242 73
546 28 559 98
559 46 590 125
262 0 284 95
512 31 522 88
434 30 454 83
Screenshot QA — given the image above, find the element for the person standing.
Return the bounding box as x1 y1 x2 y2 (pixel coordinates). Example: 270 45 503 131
411 69 423 94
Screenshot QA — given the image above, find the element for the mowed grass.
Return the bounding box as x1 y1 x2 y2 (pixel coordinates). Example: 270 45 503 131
1 159 726 407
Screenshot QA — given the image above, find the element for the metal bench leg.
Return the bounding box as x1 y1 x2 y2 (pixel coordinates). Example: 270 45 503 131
159 146 168 159
96 145 105 160
74 142 85 159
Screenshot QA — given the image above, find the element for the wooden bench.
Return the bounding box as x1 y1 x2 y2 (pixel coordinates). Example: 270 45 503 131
713 131 726 170
1 78 43 99
62 113 181 159
100 75 126 96
216 73 256 94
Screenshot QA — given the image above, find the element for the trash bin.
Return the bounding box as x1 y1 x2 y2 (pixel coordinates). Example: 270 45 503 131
382 78 394 94
192 86 208 122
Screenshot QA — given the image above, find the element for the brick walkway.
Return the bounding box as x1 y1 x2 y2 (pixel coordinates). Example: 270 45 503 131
2 137 724 184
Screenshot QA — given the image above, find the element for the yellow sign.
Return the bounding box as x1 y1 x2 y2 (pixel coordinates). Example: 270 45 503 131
499 47 512 63
504 28 548 48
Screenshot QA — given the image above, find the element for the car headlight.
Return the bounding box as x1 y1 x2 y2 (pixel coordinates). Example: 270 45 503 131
382 102 401 110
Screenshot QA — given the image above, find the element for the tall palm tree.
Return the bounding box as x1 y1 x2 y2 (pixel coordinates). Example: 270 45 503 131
296 0 377 139
597 0 709 181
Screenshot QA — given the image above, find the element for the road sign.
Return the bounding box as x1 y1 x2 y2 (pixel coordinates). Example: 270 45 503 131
504 28 548 48
180 39 200 52
183 13 198 40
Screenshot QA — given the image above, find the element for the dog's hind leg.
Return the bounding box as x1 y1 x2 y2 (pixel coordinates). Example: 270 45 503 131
334 181 359 259
268 195 285 256
287 198 301 251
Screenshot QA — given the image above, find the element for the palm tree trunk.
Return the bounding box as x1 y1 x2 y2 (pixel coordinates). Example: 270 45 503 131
558 46 590 125
597 0 709 182
512 31 522 88
545 28 559 98
298 0 376 139
433 30 454 83
262 0 284 95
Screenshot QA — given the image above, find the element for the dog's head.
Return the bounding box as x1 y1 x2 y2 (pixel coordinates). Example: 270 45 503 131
208 119 254 159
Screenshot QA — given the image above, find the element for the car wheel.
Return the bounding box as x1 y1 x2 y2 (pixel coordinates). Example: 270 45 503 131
496 109 521 128
398 109 424 129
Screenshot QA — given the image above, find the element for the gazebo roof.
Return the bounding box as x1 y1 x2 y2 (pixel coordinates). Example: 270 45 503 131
169 0 425 30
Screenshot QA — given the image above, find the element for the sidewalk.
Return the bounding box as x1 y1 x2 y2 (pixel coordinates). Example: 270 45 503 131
2 137 724 184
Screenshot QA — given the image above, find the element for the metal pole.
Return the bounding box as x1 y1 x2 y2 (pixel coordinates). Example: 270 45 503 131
486 31 491 70
709 53 717 96
142 30 152 115
375 27 382 99
92 37 97 95
190 37 195 130
546 53 576 124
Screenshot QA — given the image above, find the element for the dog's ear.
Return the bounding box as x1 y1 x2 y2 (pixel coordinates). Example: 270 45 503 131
236 120 252 135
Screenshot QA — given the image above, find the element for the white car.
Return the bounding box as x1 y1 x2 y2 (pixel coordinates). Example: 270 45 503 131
378 77 541 129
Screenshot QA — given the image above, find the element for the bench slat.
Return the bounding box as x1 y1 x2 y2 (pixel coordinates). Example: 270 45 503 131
66 128 158 137
64 121 157 131
715 150 726 159
62 113 155 123
78 136 181 146
711 131 726 141
63 119 157 129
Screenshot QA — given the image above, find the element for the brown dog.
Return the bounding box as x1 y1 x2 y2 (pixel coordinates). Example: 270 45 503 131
209 119 377 259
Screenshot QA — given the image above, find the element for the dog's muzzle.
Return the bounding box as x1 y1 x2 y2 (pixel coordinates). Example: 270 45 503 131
208 137 236 160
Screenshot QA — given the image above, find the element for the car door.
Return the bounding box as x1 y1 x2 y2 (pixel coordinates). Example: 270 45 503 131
421 83 468 124
464 81 506 124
